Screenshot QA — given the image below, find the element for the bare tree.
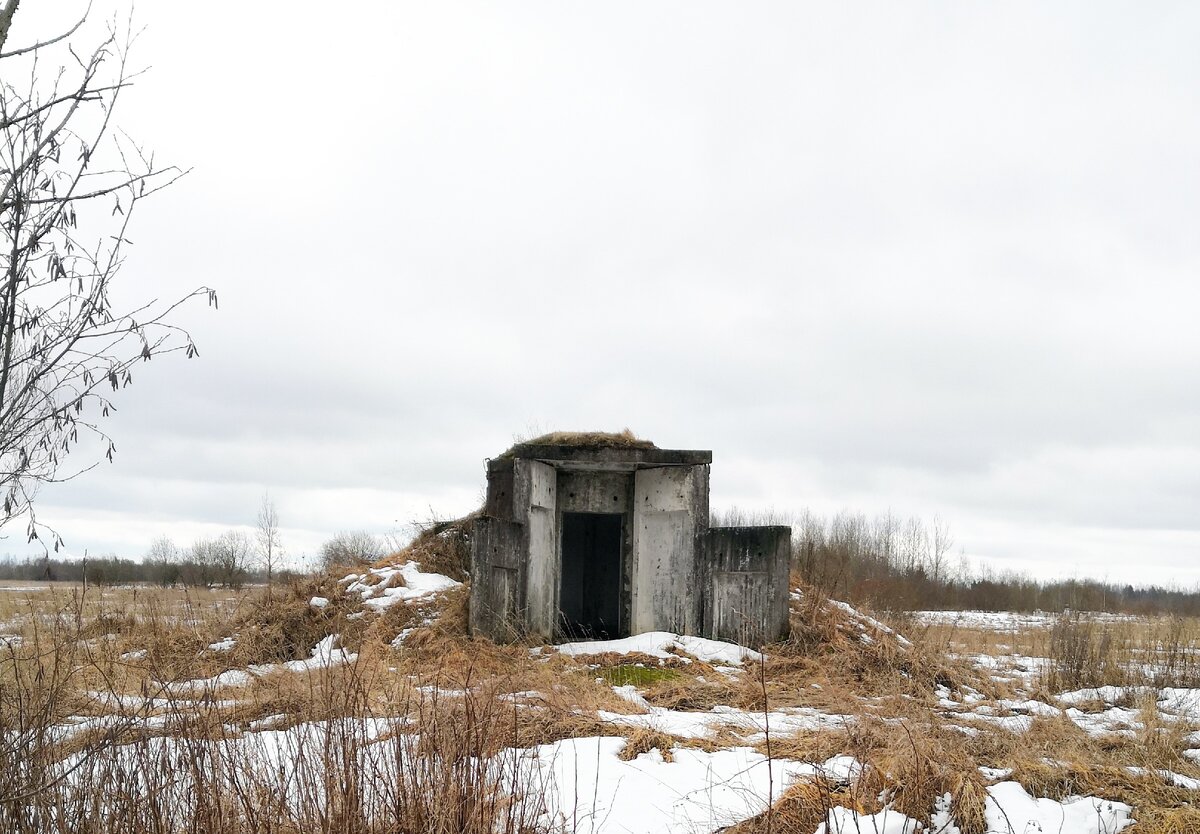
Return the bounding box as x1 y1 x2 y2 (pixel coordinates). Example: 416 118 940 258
255 493 282 591
320 530 383 571
929 514 954 586
212 530 250 589
179 536 214 588
0 4 214 547
144 533 178 587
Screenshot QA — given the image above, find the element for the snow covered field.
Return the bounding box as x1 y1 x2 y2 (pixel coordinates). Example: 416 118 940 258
4 567 1197 833
913 610 1137 632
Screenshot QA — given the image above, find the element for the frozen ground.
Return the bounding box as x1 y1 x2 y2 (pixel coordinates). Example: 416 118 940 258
33 572 1191 834
913 609 1137 631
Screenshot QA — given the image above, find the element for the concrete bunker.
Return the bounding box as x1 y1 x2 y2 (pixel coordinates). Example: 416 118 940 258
469 436 791 646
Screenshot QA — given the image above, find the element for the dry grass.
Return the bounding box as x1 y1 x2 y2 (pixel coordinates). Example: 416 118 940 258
5 570 1200 832
916 610 1200 694
726 779 857 834
499 428 656 457
378 515 475 583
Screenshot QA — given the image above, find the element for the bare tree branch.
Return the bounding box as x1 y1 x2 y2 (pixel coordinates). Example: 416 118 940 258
0 2 92 59
0 6 214 546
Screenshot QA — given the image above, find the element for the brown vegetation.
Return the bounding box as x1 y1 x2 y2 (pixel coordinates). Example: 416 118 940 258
499 428 655 458
3 558 1199 832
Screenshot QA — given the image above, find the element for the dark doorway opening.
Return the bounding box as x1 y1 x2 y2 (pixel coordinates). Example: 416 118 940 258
559 512 623 640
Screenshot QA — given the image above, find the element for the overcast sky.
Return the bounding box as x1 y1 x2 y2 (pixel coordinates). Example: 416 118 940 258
7 2 1199 585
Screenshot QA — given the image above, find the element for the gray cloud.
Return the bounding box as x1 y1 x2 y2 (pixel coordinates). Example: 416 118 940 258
7 2 1199 586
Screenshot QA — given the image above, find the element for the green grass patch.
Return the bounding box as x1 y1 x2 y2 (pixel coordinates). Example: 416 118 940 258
599 664 681 688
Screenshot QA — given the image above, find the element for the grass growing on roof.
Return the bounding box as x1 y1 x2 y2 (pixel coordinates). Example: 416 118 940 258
499 428 656 457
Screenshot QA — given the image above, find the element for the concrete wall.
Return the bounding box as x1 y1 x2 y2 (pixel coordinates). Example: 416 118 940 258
524 460 558 640
630 465 709 634
471 450 789 648
469 514 525 639
702 525 791 645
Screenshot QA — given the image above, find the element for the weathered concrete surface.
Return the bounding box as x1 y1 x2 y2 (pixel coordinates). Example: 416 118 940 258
524 460 558 639
493 445 711 470
469 515 525 639
702 526 791 645
631 466 708 635
469 441 788 647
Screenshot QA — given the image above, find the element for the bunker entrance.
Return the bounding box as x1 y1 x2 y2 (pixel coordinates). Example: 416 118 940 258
559 512 623 640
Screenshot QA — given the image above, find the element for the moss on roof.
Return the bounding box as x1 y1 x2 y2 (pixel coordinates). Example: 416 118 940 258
499 429 656 458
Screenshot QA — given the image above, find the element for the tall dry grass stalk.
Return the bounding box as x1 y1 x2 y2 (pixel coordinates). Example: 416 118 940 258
0 581 558 834
1042 611 1200 692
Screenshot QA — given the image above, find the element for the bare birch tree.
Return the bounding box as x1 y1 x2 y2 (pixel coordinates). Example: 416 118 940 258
0 4 214 548
256 493 281 591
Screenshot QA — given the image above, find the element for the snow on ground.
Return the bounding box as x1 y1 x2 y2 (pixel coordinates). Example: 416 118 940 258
824 597 913 647
816 807 921 833
928 782 1132 834
506 736 1134 834
554 631 761 665
1048 686 1200 737
1156 687 1200 718
1126 766 1200 790
935 679 1200 741
1057 686 1148 707
342 562 460 610
30 583 1181 833
165 635 356 693
914 610 1136 631
508 736 817 834
966 651 1046 686
596 703 851 741
165 668 256 694
261 634 357 675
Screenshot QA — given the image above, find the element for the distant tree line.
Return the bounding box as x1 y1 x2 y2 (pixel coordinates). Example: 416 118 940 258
790 510 1200 616
0 528 387 589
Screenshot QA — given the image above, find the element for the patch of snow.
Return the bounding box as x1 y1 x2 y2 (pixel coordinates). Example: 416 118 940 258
815 807 920 833
166 669 254 694
612 685 651 710
255 635 356 675
507 736 822 834
820 755 862 783
309 596 329 609
1057 686 1147 707
979 766 1013 781
166 636 356 693
1064 706 1143 738
1126 766 1200 790
498 690 544 703
555 631 761 665
997 698 1063 718
928 781 1132 834
826 598 913 647
350 562 460 610
208 637 236 652
247 713 287 730
1156 688 1200 718
914 610 1136 632
957 712 1035 734
596 703 849 741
